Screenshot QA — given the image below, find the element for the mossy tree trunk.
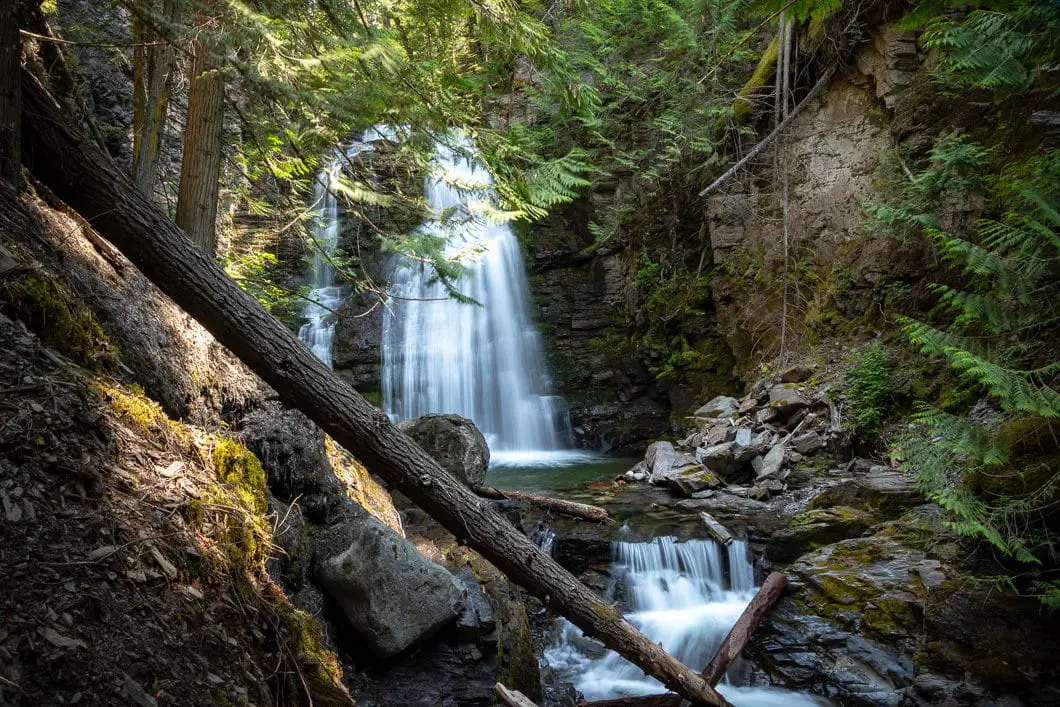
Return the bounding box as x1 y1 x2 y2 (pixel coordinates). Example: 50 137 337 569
176 6 224 255
0 0 20 186
20 69 732 707
131 0 181 199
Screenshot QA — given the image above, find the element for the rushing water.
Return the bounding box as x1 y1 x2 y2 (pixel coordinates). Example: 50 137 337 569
381 135 581 463
298 131 391 368
544 537 823 706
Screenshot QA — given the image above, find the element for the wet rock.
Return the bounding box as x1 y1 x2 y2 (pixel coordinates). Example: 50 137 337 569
792 431 824 455
493 582 542 702
551 537 611 575
398 414 490 489
808 466 921 517
455 568 496 642
693 396 740 420
314 507 463 658
768 384 810 415
767 506 875 562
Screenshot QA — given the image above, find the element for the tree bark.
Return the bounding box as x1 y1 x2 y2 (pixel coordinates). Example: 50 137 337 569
176 8 224 254
477 487 610 522
131 0 181 198
20 70 729 707
578 573 789 707
0 0 20 186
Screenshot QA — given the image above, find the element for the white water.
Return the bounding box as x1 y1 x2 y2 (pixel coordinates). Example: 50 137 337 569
381 135 580 461
544 537 823 706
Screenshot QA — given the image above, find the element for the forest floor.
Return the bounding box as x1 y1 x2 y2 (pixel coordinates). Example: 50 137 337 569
0 312 348 706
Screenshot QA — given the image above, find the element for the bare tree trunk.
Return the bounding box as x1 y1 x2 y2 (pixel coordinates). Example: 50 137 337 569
477 487 611 522
0 1 20 186
779 17 793 361
176 8 224 255
20 70 730 707
132 0 181 198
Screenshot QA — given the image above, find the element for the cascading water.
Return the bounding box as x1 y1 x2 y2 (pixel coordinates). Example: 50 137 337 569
381 135 582 465
544 537 825 706
298 158 345 368
298 130 392 367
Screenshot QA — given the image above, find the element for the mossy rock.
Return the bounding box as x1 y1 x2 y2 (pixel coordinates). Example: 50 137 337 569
1 274 118 372
767 506 876 563
807 467 922 519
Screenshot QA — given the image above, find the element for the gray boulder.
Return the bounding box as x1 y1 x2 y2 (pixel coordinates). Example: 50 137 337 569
754 444 786 480
792 431 824 454
768 384 810 415
699 442 737 476
314 507 464 658
398 414 490 489
646 441 680 484
693 396 740 420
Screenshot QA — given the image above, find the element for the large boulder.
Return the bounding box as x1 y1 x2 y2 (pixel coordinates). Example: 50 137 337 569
768 384 810 416
398 414 490 489
808 466 922 518
646 441 680 484
314 507 464 658
767 506 875 563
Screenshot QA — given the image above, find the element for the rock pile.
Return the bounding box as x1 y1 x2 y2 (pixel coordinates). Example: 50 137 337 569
623 367 836 502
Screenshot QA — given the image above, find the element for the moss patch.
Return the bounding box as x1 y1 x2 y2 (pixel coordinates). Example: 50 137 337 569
1 274 118 372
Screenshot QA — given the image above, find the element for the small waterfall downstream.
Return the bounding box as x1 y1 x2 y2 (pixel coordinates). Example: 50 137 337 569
381 136 579 464
544 537 823 706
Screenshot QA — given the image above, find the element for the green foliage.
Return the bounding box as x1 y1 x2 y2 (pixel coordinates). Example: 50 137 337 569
878 138 1060 604
842 342 893 436
918 1 1060 97
225 250 306 328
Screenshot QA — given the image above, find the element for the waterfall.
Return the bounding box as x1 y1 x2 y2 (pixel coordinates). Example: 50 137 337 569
381 135 577 464
298 131 390 368
298 158 344 368
544 537 824 706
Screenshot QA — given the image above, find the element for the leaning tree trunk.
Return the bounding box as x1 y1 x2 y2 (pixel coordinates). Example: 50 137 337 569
19 70 730 707
175 8 224 254
131 0 181 198
0 2 20 186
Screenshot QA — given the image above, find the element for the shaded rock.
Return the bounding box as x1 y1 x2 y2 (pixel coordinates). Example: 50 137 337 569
492 583 542 702
552 537 611 575
702 425 734 446
699 442 737 477
240 402 342 521
693 396 739 420
755 407 778 424
265 495 309 589
779 364 813 384
808 467 921 517
398 414 489 489
455 568 496 643
314 508 463 658
753 444 786 480
768 384 809 415
750 478 785 499
738 397 758 414
767 506 875 563
792 431 824 455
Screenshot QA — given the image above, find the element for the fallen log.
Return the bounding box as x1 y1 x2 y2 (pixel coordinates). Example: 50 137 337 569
19 69 729 707
698 512 733 546
579 572 789 707
698 65 836 197
495 683 540 707
477 487 610 523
